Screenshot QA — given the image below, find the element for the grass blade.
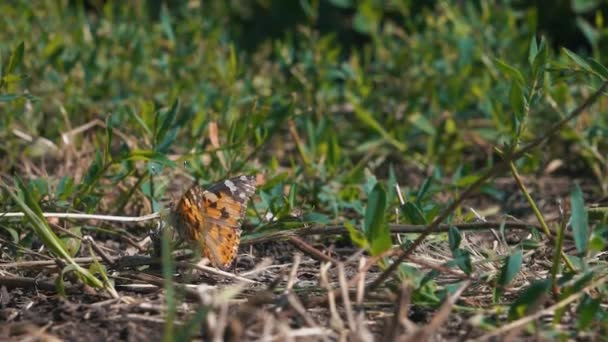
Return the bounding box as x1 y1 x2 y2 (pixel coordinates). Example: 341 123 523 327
571 184 589 255
364 183 391 256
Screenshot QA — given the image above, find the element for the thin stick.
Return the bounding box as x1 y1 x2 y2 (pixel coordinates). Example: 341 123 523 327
241 221 541 246
305 248 399 308
181 262 259 284
320 262 345 331
128 273 200 301
287 294 321 330
83 235 116 265
390 284 414 340
287 236 340 264
285 254 301 291
0 275 79 294
355 257 367 308
353 257 374 341
213 302 229 342
0 255 259 284
406 255 469 280
0 211 161 222
338 263 356 331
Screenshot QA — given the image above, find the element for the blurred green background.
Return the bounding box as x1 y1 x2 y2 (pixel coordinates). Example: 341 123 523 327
1 0 607 220
2 3 608 339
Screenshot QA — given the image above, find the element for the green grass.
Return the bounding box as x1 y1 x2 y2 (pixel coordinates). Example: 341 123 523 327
1 1 608 340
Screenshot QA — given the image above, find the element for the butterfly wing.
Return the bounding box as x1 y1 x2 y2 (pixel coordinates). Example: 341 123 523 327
174 175 256 269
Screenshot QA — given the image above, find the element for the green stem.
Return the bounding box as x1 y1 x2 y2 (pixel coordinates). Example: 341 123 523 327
550 209 567 298
510 162 575 272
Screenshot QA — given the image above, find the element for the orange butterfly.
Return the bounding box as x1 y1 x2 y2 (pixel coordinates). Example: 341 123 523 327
172 175 256 269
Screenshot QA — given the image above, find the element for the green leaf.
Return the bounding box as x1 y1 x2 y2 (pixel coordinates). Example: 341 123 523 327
156 127 178 153
521 238 541 250
344 221 369 250
62 227 82 257
228 44 238 80
126 149 176 167
448 226 461 252
6 42 25 74
508 280 551 320
587 58 608 80
10 179 69 260
6 179 107 293
55 264 79 296
127 106 152 136
576 17 599 47
299 0 318 19
2 227 19 243
155 99 179 151
409 113 435 135
327 130 341 170
562 47 606 79
532 36 548 79
302 212 331 224
509 81 526 122
416 176 432 201
353 105 406 151
561 271 593 299
553 271 593 323
353 2 380 34
364 183 391 255
82 151 104 186
160 5 175 43
588 235 605 252
572 0 601 13
0 94 19 102
563 48 592 70
105 116 114 163
570 184 589 255
28 178 48 200
450 248 472 275
288 183 297 210
386 165 396 204
363 174 378 195
494 249 523 301
88 261 107 279
401 202 427 225
329 0 353 8
501 249 524 285
494 58 525 86
577 294 601 330
454 174 481 187
528 35 538 66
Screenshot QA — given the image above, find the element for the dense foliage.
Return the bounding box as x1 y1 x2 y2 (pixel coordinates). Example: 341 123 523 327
1 1 607 340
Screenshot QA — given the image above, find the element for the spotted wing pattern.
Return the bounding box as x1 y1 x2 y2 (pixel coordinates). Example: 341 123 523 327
173 175 256 269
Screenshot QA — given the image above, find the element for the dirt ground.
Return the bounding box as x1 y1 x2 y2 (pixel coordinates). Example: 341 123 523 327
0 175 603 341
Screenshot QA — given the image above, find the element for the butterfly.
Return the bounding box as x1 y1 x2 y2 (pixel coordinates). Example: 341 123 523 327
171 175 256 270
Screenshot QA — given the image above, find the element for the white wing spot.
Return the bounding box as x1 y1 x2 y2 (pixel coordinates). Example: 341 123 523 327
239 192 247 199
224 180 237 193
204 191 219 202
240 175 249 181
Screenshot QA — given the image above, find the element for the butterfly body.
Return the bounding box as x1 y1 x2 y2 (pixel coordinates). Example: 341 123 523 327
172 175 256 269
